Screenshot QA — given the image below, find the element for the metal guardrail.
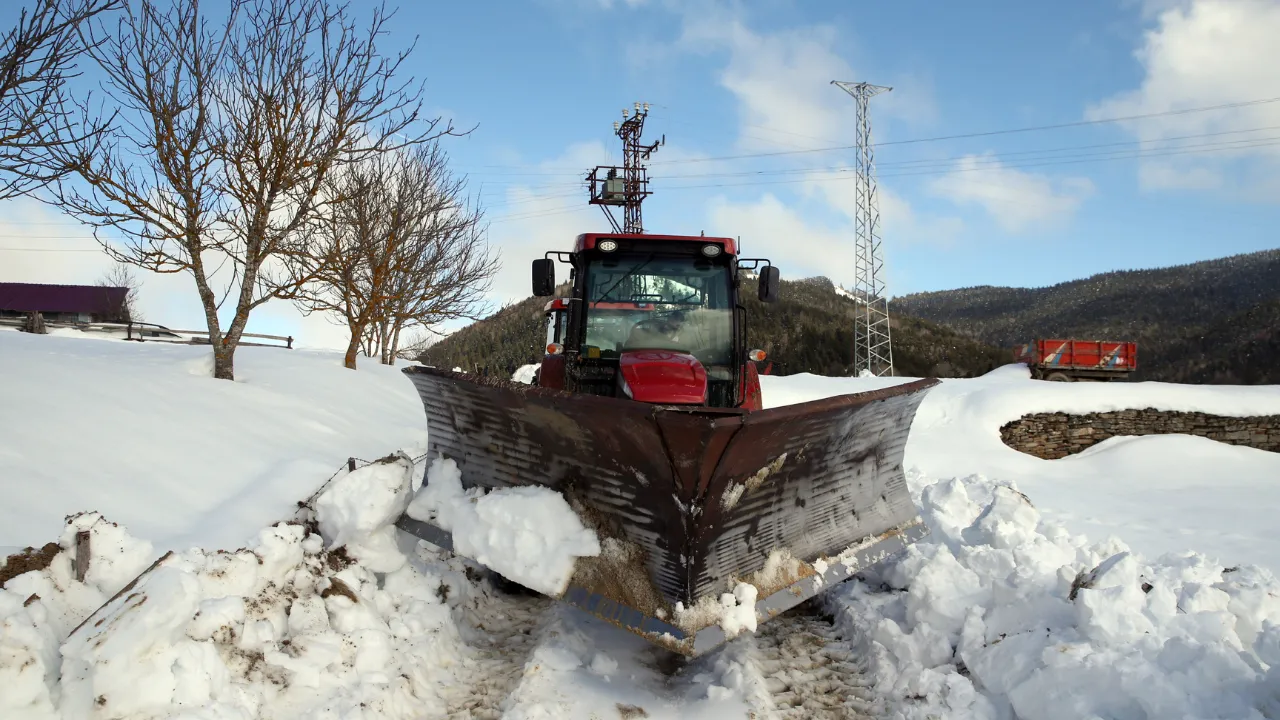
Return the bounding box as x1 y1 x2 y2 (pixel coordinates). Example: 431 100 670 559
0 316 294 349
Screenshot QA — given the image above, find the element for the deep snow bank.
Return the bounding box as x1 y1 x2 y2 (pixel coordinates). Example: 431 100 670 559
1 455 467 719
762 366 1280 575
831 471 1280 720
0 330 426 554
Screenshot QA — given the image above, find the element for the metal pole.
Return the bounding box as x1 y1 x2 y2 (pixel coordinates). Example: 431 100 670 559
832 81 895 377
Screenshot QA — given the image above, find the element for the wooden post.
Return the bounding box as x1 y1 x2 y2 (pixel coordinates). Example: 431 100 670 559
74 530 91 582
287 336 294 349
347 457 357 473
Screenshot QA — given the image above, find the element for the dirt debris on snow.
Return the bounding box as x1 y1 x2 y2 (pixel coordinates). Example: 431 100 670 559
0 542 61 588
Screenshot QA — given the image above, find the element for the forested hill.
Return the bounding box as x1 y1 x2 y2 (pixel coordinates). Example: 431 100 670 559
417 275 1008 379
891 249 1280 384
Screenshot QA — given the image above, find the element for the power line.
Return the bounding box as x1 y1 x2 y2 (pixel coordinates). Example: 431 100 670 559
650 125 1280 181
652 136 1280 191
450 96 1280 180
0 246 104 251
646 95 1280 166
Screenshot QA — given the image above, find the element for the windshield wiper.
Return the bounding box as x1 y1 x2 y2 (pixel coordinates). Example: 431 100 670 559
596 253 656 303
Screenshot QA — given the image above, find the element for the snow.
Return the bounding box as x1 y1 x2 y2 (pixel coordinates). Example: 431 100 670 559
406 457 602 596
4 328 1280 718
763 364 1280 575
315 453 415 572
51 467 468 720
513 363 541 384
829 472 1280 720
0 330 426 555
834 285 863 303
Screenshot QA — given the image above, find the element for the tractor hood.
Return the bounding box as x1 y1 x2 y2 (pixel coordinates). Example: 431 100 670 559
618 350 707 405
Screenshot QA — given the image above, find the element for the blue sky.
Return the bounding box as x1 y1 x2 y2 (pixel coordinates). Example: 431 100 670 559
3 0 1279 348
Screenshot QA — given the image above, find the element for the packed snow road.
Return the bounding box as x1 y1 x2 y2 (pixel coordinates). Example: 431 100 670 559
750 603 881 719
436 574 551 718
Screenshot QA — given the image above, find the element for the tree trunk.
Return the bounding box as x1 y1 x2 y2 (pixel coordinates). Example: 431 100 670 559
212 340 234 380
190 250 232 380
385 322 403 365
343 324 362 370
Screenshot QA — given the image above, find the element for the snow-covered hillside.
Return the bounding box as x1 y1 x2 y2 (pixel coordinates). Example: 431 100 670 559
2 329 1279 719
0 330 426 555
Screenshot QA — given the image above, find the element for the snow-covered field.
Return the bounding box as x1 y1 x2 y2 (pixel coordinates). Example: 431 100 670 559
3 328 1279 718
0 330 425 555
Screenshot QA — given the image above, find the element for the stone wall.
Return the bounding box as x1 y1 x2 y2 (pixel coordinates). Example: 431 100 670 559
1000 408 1280 460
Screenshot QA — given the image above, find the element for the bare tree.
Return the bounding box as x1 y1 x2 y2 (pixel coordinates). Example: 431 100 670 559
290 142 496 369
95 260 140 321
0 0 119 199
289 152 397 370
46 0 453 380
370 147 495 365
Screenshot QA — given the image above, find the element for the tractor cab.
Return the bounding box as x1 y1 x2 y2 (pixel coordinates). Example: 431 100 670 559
532 233 779 409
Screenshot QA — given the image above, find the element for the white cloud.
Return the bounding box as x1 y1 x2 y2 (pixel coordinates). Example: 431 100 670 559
1088 0 1280 191
479 141 610 305
801 174 964 248
705 193 852 283
927 154 1094 233
671 7 933 153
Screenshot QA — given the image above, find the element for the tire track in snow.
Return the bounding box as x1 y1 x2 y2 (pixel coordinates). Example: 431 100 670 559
751 603 883 719
441 576 553 719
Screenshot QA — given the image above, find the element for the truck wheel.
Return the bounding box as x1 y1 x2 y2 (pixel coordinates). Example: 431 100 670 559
1046 372 1073 382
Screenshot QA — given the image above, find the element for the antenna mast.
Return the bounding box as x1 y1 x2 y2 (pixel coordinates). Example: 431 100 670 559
832 80 895 377
587 102 663 234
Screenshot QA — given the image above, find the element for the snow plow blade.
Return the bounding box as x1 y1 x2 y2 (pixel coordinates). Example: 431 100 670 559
395 367 938 656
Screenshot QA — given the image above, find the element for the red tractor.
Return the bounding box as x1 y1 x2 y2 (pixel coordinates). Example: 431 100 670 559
396 232 938 657
531 233 772 410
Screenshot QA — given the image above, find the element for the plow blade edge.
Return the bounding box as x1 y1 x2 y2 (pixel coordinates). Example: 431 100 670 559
395 367 938 656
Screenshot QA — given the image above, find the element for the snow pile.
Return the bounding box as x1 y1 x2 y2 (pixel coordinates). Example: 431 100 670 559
314 453 413 572
763 366 1280 575
406 457 601 596
12 456 474 720
671 583 760 641
0 330 426 555
512 363 540 384
832 472 1280 720
0 513 155 718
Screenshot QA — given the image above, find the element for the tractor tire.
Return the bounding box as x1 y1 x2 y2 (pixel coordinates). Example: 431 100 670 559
1045 372 1073 382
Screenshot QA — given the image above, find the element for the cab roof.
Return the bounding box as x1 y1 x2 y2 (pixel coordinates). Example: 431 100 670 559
573 233 737 255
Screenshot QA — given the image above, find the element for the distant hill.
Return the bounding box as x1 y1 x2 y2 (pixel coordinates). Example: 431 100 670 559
892 249 1280 384
419 276 1007 379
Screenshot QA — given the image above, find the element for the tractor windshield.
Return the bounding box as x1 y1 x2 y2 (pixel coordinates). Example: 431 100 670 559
584 253 733 366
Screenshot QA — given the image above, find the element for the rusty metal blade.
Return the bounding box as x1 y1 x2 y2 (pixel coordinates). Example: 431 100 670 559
689 379 938 601
398 366 938 654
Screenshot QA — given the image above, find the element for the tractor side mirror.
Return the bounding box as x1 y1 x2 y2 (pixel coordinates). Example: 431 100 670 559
758 265 780 303
532 258 555 296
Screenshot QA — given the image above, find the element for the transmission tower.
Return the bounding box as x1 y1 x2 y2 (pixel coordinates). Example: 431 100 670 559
587 102 663 234
833 80 894 377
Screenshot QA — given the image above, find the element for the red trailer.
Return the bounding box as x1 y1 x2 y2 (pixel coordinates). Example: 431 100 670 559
1013 339 1138 382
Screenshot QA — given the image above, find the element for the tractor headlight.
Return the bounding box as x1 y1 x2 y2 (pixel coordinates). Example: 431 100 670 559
598 239 619 252
701 243 722 257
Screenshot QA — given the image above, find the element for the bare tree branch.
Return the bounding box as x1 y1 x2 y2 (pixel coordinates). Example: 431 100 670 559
96 260 141 321
44 0 453 380
289 141 497 369
0 0 120 199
